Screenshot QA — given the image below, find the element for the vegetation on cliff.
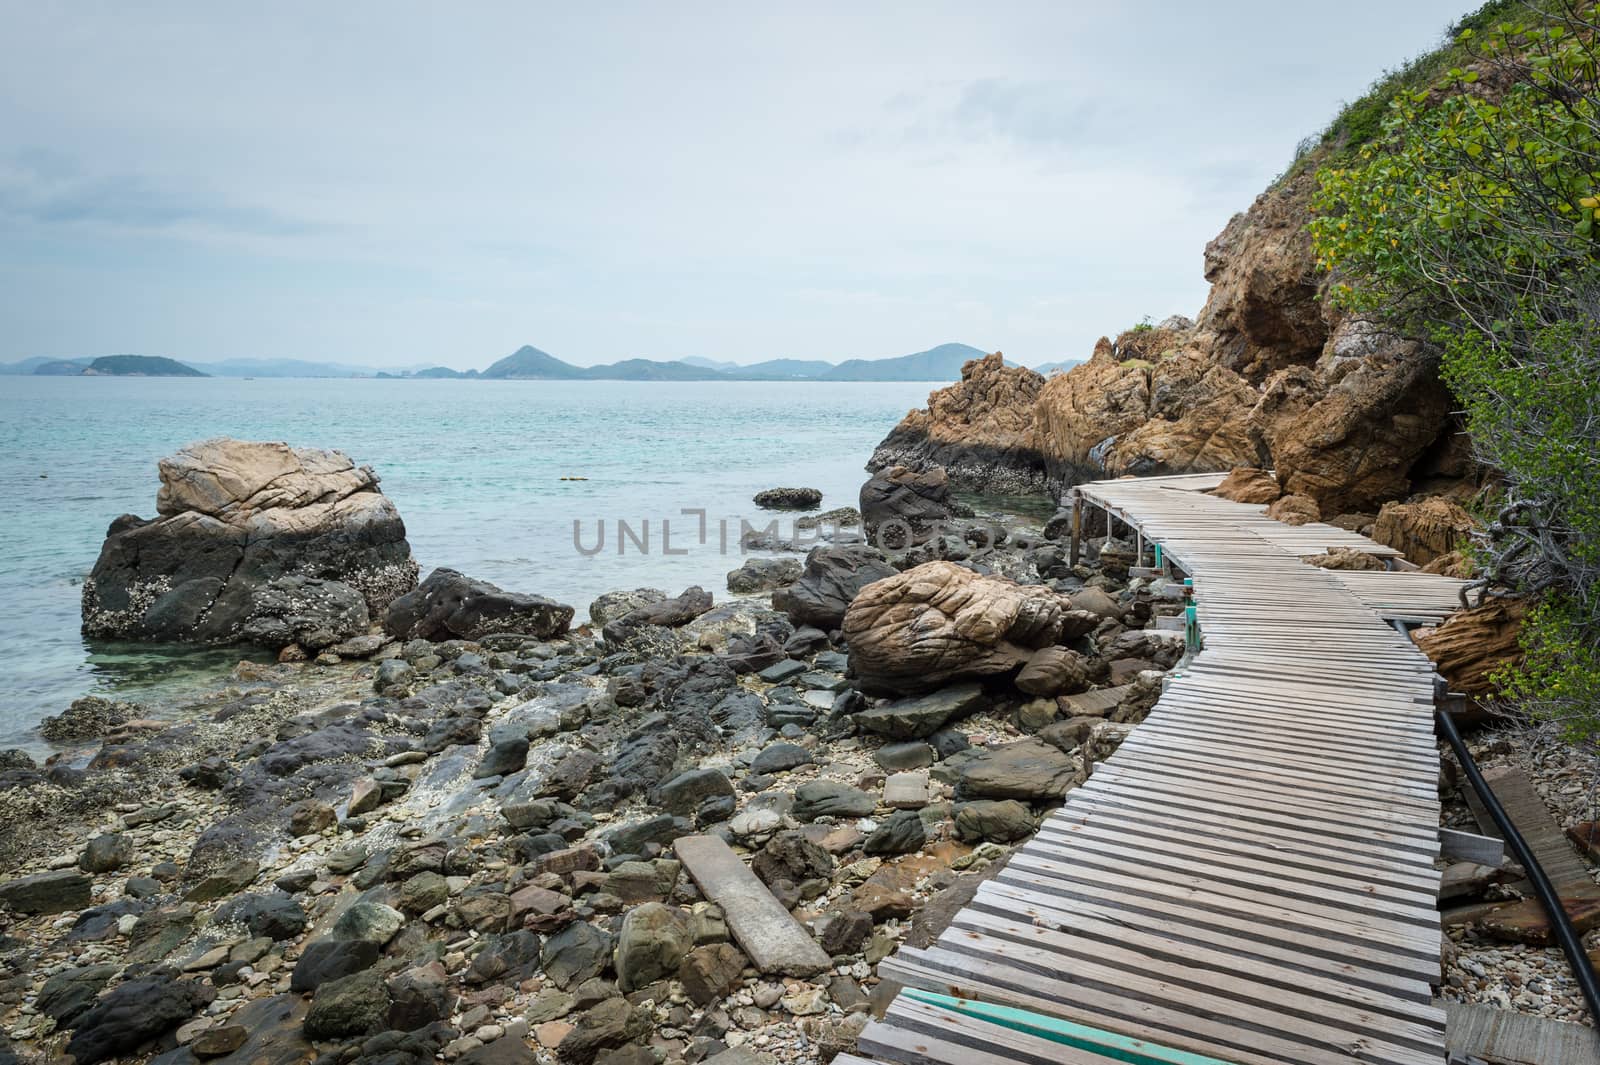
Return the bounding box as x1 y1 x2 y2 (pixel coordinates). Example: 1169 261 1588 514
1311 0 1600 736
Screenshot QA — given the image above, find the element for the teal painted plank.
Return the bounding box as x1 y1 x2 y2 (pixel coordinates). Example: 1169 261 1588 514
901 989 1242 1065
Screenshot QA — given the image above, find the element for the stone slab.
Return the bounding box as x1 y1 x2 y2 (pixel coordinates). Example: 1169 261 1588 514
883 772 929 810
673 834 830 977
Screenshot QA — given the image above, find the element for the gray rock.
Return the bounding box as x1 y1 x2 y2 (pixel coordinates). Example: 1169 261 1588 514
542 921 614 990
66 973 214 1065
654 768 735 816
374 659 413 690
613 903 692 992
753 487 822 510
0 869 92 914
749 742 811 776
36 964 119 1024
331 901 405 945
291 938 382 992
791 781 876 821
873 741 935 770
771 545 896 630
303 970 391 1040
386 567 573 641
855 683 985 740
953 739 1077 801
727 557 803 595
953 799 1036 843
863 809 927 855
79 833 133 874
756 659 807 684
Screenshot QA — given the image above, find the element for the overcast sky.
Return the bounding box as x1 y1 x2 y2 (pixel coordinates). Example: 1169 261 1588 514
1 2 1473 369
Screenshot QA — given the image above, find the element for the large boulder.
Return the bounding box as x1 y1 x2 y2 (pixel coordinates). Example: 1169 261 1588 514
842 562 1074 694
772 545 897 630
1373 496 1475 565
386 567 573 641
859 466 953 548
867 353 1049 495
82 439 417 648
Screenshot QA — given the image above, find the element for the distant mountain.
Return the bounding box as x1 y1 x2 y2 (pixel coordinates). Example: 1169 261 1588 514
79 355 207 377
30 359 91 375
0 357 72 375
480 345 586 380
820 343 986 381
731 358 838 380
1033 359 1085 376
585 359 722 381
679 356 742 372
186 357 397 378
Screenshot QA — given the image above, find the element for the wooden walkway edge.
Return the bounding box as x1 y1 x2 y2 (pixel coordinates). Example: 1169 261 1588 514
851 473 1450 1065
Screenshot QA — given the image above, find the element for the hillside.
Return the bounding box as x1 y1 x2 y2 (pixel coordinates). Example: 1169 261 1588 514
80 355 207 377
820 343 986 381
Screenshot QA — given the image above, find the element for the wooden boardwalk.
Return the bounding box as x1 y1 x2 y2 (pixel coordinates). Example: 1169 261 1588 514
845 473 1451 1065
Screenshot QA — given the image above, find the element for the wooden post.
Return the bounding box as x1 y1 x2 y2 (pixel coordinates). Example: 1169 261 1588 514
1068 492 1082 567
1136 529 1144 565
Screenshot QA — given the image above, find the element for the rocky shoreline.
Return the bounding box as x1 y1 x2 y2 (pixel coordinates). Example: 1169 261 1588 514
0 438 1197 1065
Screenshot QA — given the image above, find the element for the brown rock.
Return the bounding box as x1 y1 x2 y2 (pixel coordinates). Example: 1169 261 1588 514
867 352 1049 495
859 465 953 547
849 883 916 922
1302 548 1385 571
1265 494 1320 526
1373 496 1474 565
1412 599 1526 695
1422 550 1476 579
678 943 747 1005
1015 647 1090 697
1212 467 1281 504
842 561 1073 694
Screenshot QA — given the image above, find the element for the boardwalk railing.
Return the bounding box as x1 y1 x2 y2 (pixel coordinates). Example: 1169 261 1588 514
842 473 1459 1065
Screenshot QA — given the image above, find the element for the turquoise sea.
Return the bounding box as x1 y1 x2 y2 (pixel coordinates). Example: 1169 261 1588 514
0 376 940 750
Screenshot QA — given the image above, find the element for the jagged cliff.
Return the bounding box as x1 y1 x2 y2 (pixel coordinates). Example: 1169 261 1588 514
869 162 1476 516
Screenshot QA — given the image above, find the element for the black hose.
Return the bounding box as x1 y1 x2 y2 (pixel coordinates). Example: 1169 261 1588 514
1436 704 1600 1023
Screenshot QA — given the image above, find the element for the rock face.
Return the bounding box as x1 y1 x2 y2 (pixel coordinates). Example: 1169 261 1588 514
1373 496 1475 565
82 439 417 648
842 562 1074 694
867 353 1049 495
868 166 1465 514
386 568 574 641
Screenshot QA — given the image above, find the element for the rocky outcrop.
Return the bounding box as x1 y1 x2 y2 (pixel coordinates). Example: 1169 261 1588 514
1373 496 1476 565
1413 598 1526 694
82 439 417 649
841 561 1077 694
866 353 1048 494
871 164 1466 515
385 568 574 641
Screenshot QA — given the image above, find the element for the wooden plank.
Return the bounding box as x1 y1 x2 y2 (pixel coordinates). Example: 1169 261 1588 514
1442 999 1600 1065
672 834 830 976
1460 764 1596 891
1439 827 1504 867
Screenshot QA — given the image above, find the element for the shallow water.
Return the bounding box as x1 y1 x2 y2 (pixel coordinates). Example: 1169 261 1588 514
0 376 946 748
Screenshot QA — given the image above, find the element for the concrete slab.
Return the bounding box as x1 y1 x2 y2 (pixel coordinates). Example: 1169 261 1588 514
673 834 831 977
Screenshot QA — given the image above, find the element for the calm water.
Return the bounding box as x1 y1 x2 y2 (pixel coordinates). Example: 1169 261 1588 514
0 376 938 749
